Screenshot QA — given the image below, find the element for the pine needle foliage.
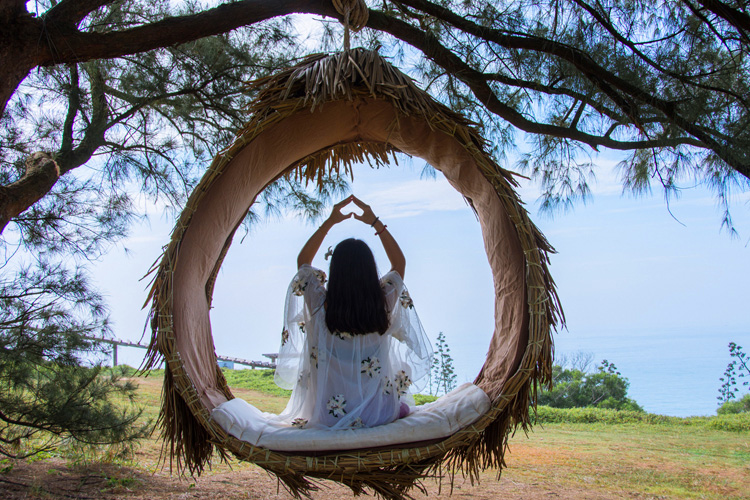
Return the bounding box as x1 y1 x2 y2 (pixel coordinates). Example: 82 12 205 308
0 262 150 458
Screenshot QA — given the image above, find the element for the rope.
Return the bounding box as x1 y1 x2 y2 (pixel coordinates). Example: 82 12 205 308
332 0 369 50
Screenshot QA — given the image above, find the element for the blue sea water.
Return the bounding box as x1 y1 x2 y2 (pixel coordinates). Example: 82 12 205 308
449 326 750 417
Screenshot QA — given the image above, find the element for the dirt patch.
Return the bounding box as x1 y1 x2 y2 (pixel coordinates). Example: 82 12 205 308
0 457 631 500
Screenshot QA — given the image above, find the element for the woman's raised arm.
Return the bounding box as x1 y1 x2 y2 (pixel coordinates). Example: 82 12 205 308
297 197 353 268
350 196 406 279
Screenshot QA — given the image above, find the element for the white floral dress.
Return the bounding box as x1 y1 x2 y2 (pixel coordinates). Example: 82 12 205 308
274 264 433 430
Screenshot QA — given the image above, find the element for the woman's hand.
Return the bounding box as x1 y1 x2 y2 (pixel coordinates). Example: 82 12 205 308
327 196 355 225
349 195 405 277
297 196 353 268
350 195 378 226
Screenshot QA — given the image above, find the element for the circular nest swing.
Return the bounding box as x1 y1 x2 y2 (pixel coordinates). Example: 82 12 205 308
143 48 562 500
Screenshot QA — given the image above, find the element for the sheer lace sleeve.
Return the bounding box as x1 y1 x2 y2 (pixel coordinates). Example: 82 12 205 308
381 271 433 394
274 265 327 390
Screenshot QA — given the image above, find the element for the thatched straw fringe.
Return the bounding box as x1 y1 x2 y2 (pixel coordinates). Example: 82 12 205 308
143 48 562 500
287 142 401 190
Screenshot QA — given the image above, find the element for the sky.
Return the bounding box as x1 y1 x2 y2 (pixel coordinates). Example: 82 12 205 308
91 149 750 417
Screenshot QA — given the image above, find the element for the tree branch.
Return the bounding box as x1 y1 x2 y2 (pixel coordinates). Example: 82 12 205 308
483 72 625 122
1 0 336 117
34 0 338 67
56 62 109 175
388 0 750 179
574 0 750 107
692 0 750 34
367 10 704 151
44 0 116 27
61 64 81 154
0 153 60 234
395 0 662 121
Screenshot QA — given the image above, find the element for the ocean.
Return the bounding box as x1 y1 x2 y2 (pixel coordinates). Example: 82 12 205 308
449 326 750 417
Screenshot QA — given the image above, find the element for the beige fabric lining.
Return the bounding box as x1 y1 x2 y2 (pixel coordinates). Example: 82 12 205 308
171 98 526 411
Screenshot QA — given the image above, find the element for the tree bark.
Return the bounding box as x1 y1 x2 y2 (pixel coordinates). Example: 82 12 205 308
0 10 44 118
0 153 60 234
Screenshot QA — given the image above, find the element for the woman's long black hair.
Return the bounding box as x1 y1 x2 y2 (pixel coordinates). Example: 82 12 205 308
325 238 389 335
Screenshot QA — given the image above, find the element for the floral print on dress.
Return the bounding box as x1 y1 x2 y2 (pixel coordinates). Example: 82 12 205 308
326 394 347 418
382 378 393 396
279 264 433 431
313 269 327 285
394 370 412 397
310 346 318 369
360 356 381 378
399 290 414 309
291 417 308 428
291 276 307 296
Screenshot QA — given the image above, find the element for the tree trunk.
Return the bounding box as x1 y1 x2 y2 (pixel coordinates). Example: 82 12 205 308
0 54 34 119
0 9 41 118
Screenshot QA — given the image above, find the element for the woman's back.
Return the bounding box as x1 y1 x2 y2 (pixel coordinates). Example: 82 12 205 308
310 328 396 428
274 197 432 430
277 265 414 429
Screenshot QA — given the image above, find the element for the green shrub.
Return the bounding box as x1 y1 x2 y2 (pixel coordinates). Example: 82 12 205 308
717 393 750 415
537 359 643 412
430 332 457 395
413 394 438 406
102 365 139 377
533 405 672 425
532 405 750 431
703 413 750 432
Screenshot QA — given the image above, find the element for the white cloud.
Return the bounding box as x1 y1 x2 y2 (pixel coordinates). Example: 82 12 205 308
357 178 469 219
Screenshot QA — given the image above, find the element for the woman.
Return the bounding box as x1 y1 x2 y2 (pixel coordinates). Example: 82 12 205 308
274 195 433 430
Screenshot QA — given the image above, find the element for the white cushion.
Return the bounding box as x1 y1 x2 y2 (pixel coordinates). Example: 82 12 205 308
211 382 491 452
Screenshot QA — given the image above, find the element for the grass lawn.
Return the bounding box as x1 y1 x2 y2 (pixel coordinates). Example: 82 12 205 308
1 369 748 500
506 423 750 498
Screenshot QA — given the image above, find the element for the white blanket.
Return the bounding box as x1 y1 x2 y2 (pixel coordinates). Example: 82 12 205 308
211 382 491 452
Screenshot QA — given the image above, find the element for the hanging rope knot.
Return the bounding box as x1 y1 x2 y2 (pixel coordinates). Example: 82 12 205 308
332 0 369 50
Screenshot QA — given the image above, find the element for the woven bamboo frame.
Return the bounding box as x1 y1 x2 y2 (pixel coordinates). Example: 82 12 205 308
144 49 562 500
